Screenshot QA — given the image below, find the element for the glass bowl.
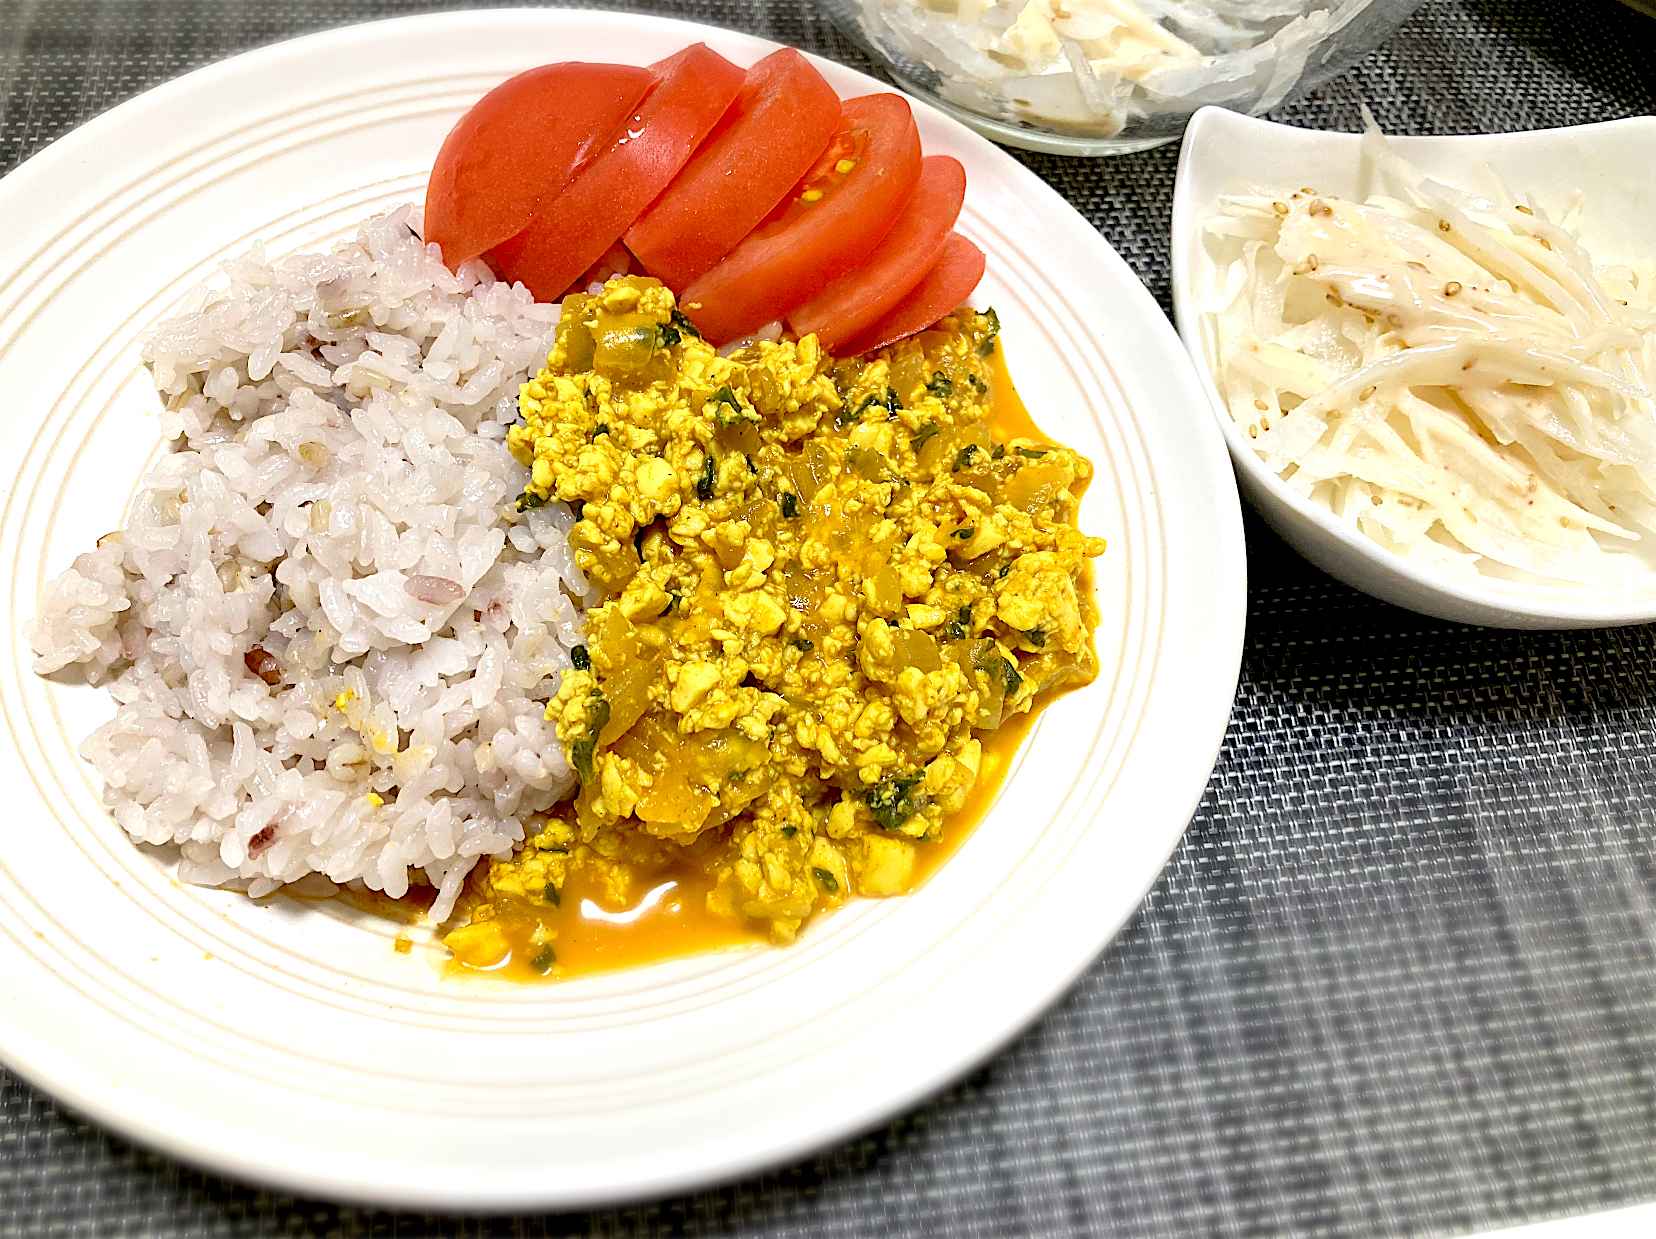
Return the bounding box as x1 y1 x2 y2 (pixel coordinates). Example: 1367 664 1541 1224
809 0 1425 155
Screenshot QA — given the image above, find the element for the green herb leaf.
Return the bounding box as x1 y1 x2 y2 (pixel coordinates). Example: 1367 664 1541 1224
968 374 989 395
570 692 610 785
952 443 981 472
925 372 953 399
910 422 939 451
991 444 1006 460
1026 628 1047 648
863 773 926 831
592 423 610 436
527 944 556 974
571 644 591 671
515 490 547 511
952 526 975 539
696 453 716 501
978 307 1001 356
542 883 562 908
792 637 814 652
710 384 754 427
1016 446 1048 459
781 492 800 519
670 308 702 339
657 592 681 617
781 825 798 839
999 562 1013 579
811 867 840 893
656 321 681 348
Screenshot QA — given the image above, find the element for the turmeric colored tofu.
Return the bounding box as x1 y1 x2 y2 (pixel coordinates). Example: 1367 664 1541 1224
449 277 1105 969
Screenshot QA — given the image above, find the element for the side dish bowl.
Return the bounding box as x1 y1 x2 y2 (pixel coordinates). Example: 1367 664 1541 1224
811 0 1423 156
1171 106 1656 628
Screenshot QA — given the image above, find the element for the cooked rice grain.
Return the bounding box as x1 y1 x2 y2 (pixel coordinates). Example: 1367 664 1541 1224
28 208 588 921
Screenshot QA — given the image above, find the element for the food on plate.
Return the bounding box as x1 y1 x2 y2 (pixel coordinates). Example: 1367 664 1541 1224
1204 123 1656 586
441 275 1105 970
491 45 746 301
624 49 845 292
427 50 972 347
844 231 987 357
424 62 654 268
856 0 1404 138
27 211 582 922
787 154 967 352
676 93 924 344
31 44 1101 978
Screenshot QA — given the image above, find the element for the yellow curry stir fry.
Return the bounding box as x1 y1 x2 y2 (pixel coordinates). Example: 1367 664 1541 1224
445 276 1105 961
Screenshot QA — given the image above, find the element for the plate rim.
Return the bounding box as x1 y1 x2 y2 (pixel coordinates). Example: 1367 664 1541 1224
0 7 1247 1207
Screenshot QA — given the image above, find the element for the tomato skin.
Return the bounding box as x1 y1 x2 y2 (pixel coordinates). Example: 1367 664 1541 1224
785 155 966 353
839 232 986 356
491 45 745 302
678 93 924 345
424 63 653 268
624 50 843 292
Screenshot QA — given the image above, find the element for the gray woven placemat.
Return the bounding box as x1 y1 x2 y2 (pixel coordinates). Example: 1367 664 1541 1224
5 1 1656 1235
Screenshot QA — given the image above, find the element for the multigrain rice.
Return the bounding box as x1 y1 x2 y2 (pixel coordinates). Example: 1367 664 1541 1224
28 207 590 921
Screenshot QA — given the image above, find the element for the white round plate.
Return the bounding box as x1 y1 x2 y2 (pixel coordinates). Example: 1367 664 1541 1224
0 9 1245 1210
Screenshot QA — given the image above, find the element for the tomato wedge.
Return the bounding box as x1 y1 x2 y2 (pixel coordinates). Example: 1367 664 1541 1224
491 45 745 302
424 63 653 269
624 49 843 292
786 155 966 352
840 233 987 356
678 93 924 344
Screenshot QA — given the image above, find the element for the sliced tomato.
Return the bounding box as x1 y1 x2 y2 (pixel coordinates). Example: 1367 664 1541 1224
839 233 987 356
491 45 745 302
424 63 653 268
785 155 966 352
624 49 842 292
677 93 924 344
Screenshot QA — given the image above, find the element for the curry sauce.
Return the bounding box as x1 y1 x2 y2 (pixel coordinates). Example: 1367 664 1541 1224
443 277 1105 979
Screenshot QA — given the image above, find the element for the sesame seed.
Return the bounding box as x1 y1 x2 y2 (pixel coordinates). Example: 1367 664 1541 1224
1248 425 1259 439
1438 220 1451 232
1444 281 1463 297
1359 386 1377 401
1515 205 1533 216
1254 398 1268 411
1273 201 1289 215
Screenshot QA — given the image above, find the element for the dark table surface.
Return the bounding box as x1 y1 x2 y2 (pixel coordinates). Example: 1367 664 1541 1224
5 2 1656 1236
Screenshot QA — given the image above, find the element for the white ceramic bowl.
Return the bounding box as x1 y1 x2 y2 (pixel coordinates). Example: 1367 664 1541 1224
1171 106 1656 629
0 9 1245 1210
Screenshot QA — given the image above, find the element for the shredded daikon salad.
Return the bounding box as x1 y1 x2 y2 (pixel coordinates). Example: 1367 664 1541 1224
864 0 1415 138
1205 120 1656 588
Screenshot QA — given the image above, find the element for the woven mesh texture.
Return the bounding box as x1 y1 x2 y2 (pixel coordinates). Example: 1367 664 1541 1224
4 1 1656 1235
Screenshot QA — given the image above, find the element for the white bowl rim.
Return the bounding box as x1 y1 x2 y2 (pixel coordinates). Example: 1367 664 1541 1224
1171 105 1656 629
